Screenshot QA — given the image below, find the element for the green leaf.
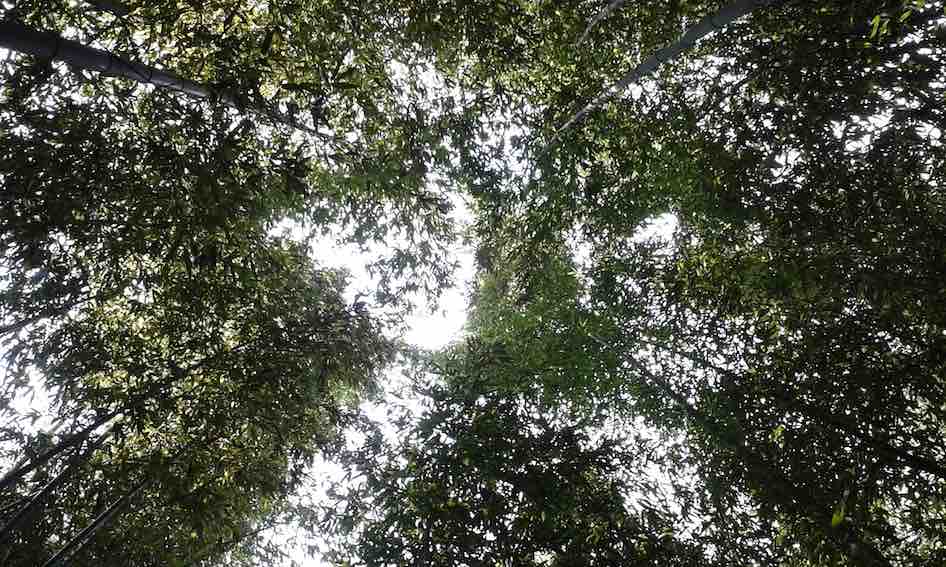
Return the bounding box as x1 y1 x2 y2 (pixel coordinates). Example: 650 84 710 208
831 504 846 527
870 15 882 39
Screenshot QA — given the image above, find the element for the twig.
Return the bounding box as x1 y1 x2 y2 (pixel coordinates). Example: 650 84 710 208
576 0 627 47
544 0 781 153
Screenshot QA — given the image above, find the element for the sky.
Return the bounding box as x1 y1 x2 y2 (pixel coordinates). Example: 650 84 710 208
0 14 684 560
278 210 679 565
269 208 478 564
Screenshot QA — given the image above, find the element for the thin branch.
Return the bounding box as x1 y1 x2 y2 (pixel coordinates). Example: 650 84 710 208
638 337 946 481
191 520 289 564
40 477 149 567
0 422 116 543
85 0 131 16
546 0 781 151
0 411 119 493
576 0 627 48
0 20 324 137
0 290 117 337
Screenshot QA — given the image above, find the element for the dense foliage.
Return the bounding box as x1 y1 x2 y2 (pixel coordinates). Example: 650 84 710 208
2 0 945 565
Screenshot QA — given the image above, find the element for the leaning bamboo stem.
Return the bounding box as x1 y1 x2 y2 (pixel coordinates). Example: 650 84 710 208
0 20 223 101
0 411 119 493
40 478 149 567
0 422 117 543
638 337 946 481
0 20 321 135
575 0 627 47
549 0 779 146
85 1 131 16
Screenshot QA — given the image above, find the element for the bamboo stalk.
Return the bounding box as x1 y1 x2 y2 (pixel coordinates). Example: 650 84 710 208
0 21 321 135
85 1 131 16
549 0 780 146
40 478 149 567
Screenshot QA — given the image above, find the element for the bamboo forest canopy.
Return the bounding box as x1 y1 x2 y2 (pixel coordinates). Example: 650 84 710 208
1 0 945 565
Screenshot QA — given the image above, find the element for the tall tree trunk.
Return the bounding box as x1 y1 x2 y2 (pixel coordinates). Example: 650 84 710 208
0 422 116 543
40 478 149 567
639 338 946 481
576 0 627 47
85 1 130 16
0 20 222 101
0 411 119 492
551 0 780 144
623 353 888 564
0 20 320 135
0 340 254 493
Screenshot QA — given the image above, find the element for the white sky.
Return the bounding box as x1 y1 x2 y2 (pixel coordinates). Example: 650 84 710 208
307 234 476 352
269 202 478 564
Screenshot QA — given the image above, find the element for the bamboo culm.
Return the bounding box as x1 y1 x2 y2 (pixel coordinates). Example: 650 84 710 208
0 411 119 493
40 478 149 567
550 0 781 145
0 20 321 135
85 1 131 16
0 423 117 543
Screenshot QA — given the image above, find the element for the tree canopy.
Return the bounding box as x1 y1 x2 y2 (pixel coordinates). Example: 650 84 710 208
2 0 945 565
